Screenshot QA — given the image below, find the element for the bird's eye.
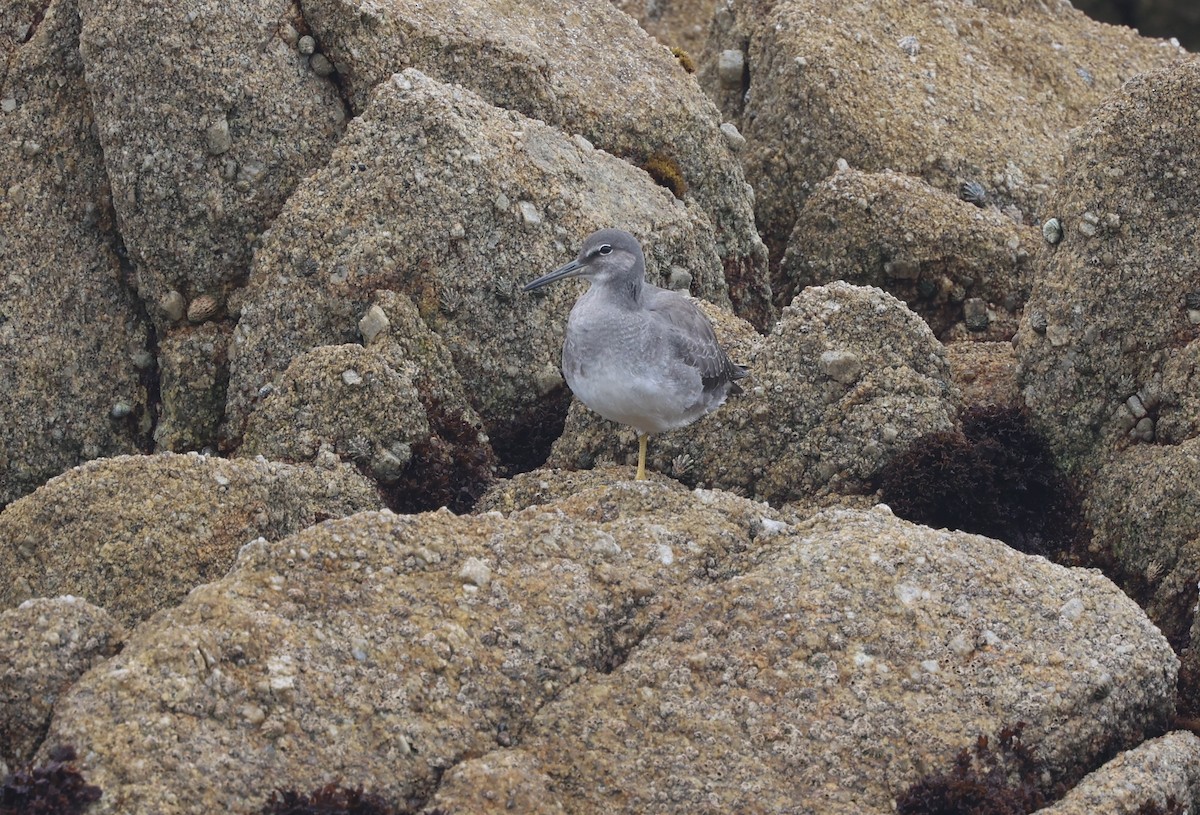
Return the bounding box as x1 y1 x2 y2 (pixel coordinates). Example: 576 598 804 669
598 244 613 255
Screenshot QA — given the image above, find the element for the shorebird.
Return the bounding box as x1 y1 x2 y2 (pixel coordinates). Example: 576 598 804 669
524 229 747 480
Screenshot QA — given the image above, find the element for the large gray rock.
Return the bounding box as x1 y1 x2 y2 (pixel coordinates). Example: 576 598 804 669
549 283 959 502
0 597 123 766
522 505 1177 814
1017 57 1200 478
77 0 345 320
37 481 1175 814
701 0 1185 270
76 0 347 452
226 69 730 467
300 0 772 326
0 0 149 506
1084 441 1200 709
0 453 383 628
1037 731 1200 815
781 168 1038 341
40 477 787 814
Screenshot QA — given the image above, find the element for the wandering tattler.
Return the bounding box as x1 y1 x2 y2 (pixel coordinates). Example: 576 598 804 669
524 229 747 480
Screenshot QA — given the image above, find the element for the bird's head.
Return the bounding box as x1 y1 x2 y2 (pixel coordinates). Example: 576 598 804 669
523 229 645 292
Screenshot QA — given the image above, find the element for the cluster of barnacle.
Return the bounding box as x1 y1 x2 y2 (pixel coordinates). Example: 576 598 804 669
0 745 101 815
877 405 1088 562
895 723 1055 815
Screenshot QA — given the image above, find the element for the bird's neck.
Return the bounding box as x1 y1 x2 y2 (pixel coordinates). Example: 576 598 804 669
591 275 644 308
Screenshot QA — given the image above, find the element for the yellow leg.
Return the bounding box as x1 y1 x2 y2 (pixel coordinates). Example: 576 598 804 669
636 434 648 481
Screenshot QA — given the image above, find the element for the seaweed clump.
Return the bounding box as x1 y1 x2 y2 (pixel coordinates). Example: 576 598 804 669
896 724 1054 815
670 46 696 73
877 405 1088 561
0 745 101 815
640 153 688 199
261 783 433 815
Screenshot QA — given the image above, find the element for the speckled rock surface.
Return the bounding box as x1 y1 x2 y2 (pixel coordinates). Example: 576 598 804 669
241 344 430 475
781 168 1038 340
1084 441 1200 704
946 341 1021 408
239 290 497 511
1016 57 1200 478
77 0 345 318
549 283 959 502
0 453 383 628
75 0 347 459
1036 731 1200 815
39 479 787 814
226 69 730 469
523 506 1178 814
156 323 233 452
300 0 772 326
0 0 149 506
421 749 565 815
701 0 1185 270
0 597 123 766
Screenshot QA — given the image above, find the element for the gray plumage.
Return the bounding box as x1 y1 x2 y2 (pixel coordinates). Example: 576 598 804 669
524 229 746 441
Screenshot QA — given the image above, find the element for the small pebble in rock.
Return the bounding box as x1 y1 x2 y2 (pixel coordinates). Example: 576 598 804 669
1029 310 1048 334
359 304 390 344
110 402 132 419
719 122 746 152
160 290 187 322
819 349 862 384
717 49 745 88
341 368 363 386
458 556 492 588
1188 309 1200 326
297 35 316 55
205 117 232 155
518 200 541 226
1042 218 1063 244
310 53 335 77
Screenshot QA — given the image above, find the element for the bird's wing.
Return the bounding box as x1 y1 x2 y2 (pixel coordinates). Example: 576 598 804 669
645 288 746 394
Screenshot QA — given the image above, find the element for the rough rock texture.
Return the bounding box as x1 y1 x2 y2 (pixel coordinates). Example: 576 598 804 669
239 327 497 512
946 341 1021 408
300 0 772 326
421 749 565 815
701 0 1186 270
75 0 348 454
241 344 430 476
0 453 383 628
1037 731 1200 815
0 597 123 766
781 168 1038 340
518 505 1176 814
1084 441 1200 707
77 0 346 317
226 69 730 469
549 283 960 502
40 478 789 814
38 486 1175 815
1017 57 1200 478
156 323 233 452
0 0 149 506
610 0 713 55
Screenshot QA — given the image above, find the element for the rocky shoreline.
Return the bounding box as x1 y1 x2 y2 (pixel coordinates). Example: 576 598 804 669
3 0 1200 812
